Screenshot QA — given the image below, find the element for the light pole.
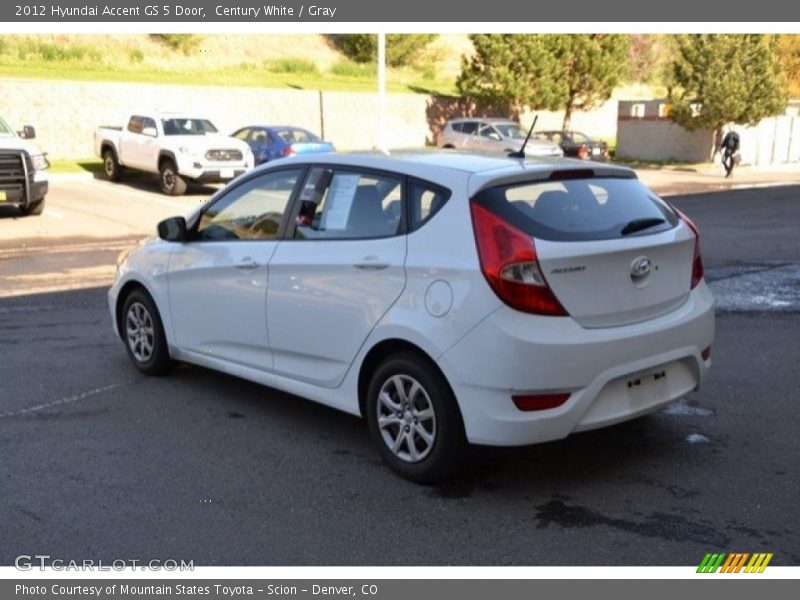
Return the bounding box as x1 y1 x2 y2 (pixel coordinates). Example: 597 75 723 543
377 32 387 153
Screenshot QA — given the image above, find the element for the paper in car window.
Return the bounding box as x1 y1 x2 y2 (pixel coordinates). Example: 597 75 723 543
321 174 360 231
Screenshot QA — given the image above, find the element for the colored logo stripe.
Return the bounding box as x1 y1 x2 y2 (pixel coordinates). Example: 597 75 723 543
697 553 773 573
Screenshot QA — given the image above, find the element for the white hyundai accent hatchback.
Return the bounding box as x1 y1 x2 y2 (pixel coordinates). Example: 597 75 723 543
110 152 714 482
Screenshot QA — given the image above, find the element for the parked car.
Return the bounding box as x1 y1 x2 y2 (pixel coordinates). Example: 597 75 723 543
437 118 563 157
537 130 610 161
95 111 254 195
0 115 49 216
110 151 714 482
232 125 334 165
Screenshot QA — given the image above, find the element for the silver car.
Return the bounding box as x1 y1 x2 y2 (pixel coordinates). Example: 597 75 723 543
437 118 563 157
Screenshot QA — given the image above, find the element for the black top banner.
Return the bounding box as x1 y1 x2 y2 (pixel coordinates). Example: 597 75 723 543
2 0 800 22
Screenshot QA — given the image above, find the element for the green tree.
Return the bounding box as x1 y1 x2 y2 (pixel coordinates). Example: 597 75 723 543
457 34 629 129
668 35 788 149
777 35 800 97
329 34 437 67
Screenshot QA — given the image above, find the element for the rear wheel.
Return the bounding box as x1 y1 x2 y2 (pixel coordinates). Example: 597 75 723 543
121 289 174 375
159 160 187 196
102 148 124 181
20 198 45 216
366 352 467 483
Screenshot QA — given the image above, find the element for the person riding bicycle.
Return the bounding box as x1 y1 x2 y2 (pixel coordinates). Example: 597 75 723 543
721 128 740 179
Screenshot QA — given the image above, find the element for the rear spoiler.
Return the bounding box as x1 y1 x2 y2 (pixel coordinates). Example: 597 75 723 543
470 164 637 197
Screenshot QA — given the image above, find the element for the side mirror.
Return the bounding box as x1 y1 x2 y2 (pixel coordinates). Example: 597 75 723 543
157 216 187 242
142 126 157 137
19 125 36 139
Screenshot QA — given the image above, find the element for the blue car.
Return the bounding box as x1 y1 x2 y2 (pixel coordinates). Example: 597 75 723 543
231 125 335 165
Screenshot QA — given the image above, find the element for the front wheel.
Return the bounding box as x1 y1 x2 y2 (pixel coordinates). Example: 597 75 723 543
121 289 174 375
20 198 45 216
102 149 124 181
366 353 467 483
159 160 187 196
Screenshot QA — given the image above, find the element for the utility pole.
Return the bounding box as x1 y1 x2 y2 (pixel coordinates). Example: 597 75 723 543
377 32 387 153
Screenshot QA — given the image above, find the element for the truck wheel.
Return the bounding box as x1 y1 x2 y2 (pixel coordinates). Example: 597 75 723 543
159 160 187 196
102 149 124 181
20 199 45 216
366 352 467 483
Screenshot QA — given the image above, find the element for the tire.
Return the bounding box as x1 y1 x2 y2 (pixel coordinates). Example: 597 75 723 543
366 352 467 483
102 148 124 181
159 160 187 196
120 288 175 376
20 198 45 216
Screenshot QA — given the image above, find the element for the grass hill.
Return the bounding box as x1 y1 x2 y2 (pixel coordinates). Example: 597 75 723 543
0 34 472 94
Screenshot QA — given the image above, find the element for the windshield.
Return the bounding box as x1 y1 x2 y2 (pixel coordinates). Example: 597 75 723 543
0 116 13 136
493 123 526 139
570 132 590 143
161 118 219 136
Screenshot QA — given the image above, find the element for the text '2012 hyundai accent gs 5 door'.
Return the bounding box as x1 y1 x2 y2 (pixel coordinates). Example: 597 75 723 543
109 153 714 483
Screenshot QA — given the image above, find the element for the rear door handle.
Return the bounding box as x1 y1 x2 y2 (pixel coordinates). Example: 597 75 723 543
236 258 260 270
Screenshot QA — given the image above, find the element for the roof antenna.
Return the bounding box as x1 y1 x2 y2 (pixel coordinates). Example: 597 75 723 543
508 115 538 159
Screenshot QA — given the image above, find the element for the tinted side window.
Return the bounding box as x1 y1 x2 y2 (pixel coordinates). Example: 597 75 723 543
409 179 451 231
127 116 143 134
450 122 463 133
460 121 478 135
294 168 402 240
232 128 250 141
141 117 157 133
197 169 302 241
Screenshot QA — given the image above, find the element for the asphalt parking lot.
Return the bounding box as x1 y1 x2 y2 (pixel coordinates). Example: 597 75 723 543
0 177 798 566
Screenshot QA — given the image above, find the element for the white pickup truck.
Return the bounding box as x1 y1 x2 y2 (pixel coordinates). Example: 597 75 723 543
94 111 254 195
0 115 49 216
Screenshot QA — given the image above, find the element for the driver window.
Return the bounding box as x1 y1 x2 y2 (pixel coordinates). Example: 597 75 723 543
479 124 499 140
197 169 302 241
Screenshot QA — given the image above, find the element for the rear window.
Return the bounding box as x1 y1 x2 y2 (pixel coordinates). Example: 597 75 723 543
473 177 677 242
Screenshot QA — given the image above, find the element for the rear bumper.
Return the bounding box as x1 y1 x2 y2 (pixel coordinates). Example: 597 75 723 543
438 281 715 446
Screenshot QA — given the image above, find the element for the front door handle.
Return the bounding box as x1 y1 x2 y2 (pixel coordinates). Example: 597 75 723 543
236 258 260 270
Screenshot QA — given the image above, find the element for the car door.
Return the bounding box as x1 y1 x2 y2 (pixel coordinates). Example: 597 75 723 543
266 166 407 388
477 123 504 152
167 167 304 370
458 120 479 150
119 115 147 169
137 116 161 169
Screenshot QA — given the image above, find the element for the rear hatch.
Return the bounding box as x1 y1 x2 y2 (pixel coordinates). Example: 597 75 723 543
472 174 696 328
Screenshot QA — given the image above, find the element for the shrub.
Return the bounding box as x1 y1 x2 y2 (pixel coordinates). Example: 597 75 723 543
329 34 437 67
129 48 145 64
330 60 375 78
150 34 203 55
265 58 319 74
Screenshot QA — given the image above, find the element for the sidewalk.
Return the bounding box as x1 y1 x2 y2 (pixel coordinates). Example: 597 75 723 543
632 163 800 197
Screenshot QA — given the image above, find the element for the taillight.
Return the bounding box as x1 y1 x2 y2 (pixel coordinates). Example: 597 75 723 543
674 208 704 288
577 145 589 160
281 146 296 157
470 202 567 316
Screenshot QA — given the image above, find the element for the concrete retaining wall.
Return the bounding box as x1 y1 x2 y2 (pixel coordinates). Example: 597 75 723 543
1 78 647 160
617 99 800 164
